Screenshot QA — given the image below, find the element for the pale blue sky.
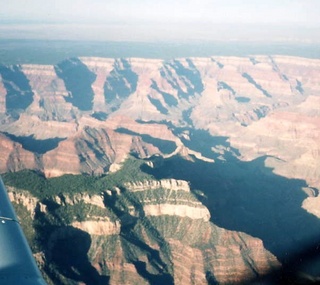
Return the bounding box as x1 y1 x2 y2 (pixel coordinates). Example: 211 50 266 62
1 0 319 41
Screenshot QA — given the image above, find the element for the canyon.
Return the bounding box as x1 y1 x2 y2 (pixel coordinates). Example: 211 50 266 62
1 55 320 284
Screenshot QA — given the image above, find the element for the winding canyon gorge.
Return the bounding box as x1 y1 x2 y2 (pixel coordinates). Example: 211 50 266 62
1 55 320 284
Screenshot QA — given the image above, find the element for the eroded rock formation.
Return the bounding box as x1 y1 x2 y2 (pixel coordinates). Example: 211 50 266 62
8 180 280 285
1 55 319 284
0 55 319 189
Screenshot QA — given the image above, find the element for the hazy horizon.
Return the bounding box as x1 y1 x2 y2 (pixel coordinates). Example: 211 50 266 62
1 0 319 42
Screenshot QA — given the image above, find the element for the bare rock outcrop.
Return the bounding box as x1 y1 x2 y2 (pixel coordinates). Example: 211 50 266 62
54 192 105 208
1 55 319 284
126 179 190 192
72 220 120 236
144 203 210 221
7 181 280 285
0 133 37 173
7 187 44 217
0 55 318 191
126 179 210 220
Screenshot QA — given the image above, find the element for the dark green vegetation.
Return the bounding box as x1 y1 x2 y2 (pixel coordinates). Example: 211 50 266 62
46 227 111 285
3 156 153 199
4 149 320 283
5 150 320 265
142 154 320 273
4 156 183 285
1 39 320 65
12 202 37 250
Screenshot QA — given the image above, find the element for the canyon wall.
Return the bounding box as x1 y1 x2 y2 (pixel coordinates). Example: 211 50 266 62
1 55 320 284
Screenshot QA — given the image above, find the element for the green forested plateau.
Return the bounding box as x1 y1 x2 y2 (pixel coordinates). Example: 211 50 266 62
2 156 153 199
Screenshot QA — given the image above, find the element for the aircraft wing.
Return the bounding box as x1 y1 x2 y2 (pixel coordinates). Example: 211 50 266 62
0 177 47 285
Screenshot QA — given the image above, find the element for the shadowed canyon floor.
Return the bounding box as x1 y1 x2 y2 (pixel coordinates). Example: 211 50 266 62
143 154 320 266
1 54 320 284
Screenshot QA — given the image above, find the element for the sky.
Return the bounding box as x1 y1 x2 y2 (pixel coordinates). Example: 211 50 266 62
0 0 319 42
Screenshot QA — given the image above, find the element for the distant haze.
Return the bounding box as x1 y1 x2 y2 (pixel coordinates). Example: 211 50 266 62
0 0 320 42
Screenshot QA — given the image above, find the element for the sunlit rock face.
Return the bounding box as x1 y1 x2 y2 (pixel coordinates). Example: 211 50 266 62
8 180 280 285
1 55 320 284
0 55 319 189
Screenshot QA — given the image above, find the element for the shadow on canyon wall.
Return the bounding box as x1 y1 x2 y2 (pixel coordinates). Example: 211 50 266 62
55 58 96 111
0 64 34 112
3 132 65 154
102 188 174 285
116 127 177 155
46 227 110 285
104 58 138 111
141 131 320 282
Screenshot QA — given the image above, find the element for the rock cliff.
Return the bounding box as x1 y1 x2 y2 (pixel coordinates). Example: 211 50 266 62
8 179 279 285
0 55 319 190
1 55 319 284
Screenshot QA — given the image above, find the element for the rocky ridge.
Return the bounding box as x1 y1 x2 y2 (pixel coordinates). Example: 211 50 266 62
8 179 280 284
1 55 320 284
0 55 319 189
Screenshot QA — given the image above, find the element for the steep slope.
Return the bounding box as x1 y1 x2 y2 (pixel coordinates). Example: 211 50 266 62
0 55 319 189
0 55 320 284
6 174 280 285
